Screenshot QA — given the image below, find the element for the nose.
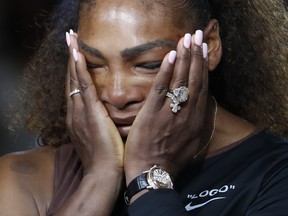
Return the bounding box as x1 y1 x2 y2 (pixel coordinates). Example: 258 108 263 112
97 72 142 109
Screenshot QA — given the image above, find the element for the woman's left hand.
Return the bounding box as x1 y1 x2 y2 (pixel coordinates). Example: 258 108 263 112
124 31 210 183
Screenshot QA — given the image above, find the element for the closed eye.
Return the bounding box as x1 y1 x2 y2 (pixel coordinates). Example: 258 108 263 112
136 61 162 70
86 62 104 70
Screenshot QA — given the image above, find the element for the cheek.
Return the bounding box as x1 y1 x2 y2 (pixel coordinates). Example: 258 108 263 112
134 75 155 96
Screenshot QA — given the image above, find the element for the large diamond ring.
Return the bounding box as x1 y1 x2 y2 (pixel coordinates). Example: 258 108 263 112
69 88 81 97
166 86 189 113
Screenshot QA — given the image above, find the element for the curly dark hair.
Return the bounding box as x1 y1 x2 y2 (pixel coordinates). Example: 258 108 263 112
10 0 288 146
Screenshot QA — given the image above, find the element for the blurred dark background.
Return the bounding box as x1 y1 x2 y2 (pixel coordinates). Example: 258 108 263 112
0 0 59 155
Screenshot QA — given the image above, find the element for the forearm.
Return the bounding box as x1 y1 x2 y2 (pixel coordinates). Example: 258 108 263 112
53 169 123 216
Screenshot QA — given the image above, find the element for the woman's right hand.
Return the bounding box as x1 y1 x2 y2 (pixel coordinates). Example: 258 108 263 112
49 30 125 216
65 30 124 175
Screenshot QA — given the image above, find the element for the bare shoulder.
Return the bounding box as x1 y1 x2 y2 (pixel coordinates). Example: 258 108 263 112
0 146 56 216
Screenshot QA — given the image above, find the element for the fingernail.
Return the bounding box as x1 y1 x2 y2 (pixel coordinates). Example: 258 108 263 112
195 30 203 46
183 33 192 49
69 29 78 38
73 48 78 62
202 43 208 58
168 50 177 64
66 32 71 47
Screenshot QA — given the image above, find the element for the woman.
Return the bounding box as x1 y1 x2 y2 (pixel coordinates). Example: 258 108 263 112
1 0 288 215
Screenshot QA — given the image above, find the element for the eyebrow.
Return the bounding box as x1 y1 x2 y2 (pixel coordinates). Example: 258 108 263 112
121 39 176 59
78 38 105 59
77 38 177 60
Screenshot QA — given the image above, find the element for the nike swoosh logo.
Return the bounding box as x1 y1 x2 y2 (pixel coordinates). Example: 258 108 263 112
185 197 226 211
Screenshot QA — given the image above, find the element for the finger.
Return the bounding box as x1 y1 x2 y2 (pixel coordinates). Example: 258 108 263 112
195 43 209 112
69 30 82 106
68 30 86 130
202 43 209 96
74 49 102 114
69 30 80 91
146 50 177 111
188 30 205 106
66 30 82 120
65 31 74 128
169 33 191 89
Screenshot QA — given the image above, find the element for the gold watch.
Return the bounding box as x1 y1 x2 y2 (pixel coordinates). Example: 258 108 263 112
125 165 173 204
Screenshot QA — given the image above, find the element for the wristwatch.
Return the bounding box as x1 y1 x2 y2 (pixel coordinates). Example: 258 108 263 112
125 165 174 204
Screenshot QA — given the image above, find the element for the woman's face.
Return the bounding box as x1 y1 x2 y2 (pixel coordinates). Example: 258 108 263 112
77 0 192 137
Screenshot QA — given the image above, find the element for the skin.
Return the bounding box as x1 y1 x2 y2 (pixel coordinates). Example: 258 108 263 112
0 0 256 215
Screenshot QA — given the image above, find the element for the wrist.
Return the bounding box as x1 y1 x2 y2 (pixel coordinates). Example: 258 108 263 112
84 164 124 178
83 169 124 193
124 165 174 204
125 162 157 185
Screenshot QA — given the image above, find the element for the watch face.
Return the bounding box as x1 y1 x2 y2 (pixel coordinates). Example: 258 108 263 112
148 167 173 189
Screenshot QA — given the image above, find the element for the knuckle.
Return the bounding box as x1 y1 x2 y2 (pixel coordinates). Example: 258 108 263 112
79 81 89 91
174 79 189 87
153 84 167 95
189 79 202 90
200 85 209 95
162 67 173 75
70 77 78 85
193 49 203 58
177 52 191 62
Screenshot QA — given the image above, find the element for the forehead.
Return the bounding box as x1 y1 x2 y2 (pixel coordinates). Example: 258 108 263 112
79 0 170 25
78 0 194 56
80 0 170 15
78 0 190 43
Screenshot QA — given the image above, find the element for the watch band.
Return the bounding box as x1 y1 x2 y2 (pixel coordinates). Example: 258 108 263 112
125 172 149 204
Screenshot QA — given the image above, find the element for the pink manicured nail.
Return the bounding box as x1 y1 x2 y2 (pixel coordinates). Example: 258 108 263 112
66 32 71 47
73 48 78 62
202 43 208 58
195 30 203 46
168 50 177 64
183 33 192 49
69 29 78 38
